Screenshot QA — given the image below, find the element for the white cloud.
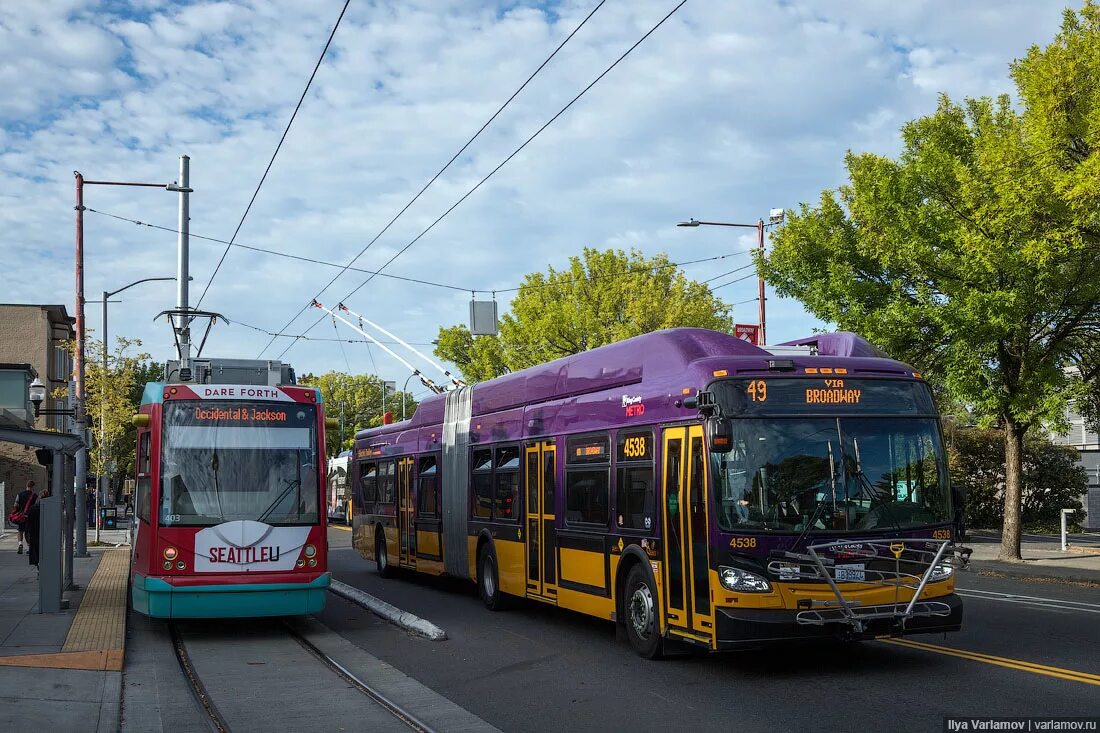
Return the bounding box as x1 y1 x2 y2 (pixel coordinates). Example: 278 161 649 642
0 0 1070 381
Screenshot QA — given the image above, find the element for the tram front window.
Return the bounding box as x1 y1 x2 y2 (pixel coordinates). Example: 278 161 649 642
160 401 320 526
712 417 950 533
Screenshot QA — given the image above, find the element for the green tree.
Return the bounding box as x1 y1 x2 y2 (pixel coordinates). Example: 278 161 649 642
298 371 418 454
948 427 1086 530
759 3 1100 560
435 247 735 382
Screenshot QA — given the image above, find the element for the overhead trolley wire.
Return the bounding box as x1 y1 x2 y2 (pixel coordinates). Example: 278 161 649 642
196 0 352 308
275 0 692 360
85 206 746 296
258 0 610 358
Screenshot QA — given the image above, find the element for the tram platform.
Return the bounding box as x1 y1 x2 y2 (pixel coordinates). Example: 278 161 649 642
0 533 128 732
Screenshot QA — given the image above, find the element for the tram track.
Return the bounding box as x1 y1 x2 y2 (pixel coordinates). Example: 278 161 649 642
167 619 436 733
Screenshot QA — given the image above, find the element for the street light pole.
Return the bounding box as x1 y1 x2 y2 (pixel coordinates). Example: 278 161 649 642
72 169 177 566
401 373 415 420
96 276 177 543
677 212 783 347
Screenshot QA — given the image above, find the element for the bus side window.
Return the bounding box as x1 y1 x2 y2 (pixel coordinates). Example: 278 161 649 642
470 448 493 519
417 455 438 517
565 433 611 527
616 429 654 531
494 445 521 521
137 431 151 523
359 462 377 504
379 461 396 504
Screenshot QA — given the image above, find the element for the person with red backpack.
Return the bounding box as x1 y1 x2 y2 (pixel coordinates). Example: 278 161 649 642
9 480 38 555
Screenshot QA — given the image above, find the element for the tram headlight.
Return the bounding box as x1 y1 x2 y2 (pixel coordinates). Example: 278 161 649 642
296 558 306 568
308 558 317 567
163 546 178 560
304 544 317 558
718 566 771 593
176 560 187 570
928 563 954 582
163 560 173 570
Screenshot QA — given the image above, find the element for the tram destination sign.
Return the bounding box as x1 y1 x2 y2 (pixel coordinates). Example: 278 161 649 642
712 377 936 416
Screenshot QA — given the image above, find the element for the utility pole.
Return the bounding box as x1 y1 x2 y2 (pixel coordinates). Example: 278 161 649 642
757 218 766 346
175 155 192 362
72 165 180 563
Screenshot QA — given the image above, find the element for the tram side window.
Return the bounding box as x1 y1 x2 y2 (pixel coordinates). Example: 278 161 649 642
565 434 610 527
360 462 378 503
494 446 520 521
471 448 493 519
616 429 654 531
417 455 438 517
137 431 151 523
378 461 396 504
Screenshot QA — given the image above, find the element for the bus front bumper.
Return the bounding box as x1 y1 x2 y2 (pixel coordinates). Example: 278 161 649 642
132 572 331 619
713 593 963 650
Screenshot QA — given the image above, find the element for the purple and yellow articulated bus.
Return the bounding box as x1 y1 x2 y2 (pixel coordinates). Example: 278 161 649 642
352 328 969 658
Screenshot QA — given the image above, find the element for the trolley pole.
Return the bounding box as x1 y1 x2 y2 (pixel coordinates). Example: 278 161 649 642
74 173 89 562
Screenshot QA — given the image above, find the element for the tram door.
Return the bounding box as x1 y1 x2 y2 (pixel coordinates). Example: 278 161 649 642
397 457 416 568
661 425 713 639
524 441 557 602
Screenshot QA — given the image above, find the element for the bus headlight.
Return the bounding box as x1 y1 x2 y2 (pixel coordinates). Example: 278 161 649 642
929 563 954 582
718 566 771 593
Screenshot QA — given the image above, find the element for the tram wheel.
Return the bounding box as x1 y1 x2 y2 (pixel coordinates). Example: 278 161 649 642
624 565 664 659
375 531 394 578
477 543 507 611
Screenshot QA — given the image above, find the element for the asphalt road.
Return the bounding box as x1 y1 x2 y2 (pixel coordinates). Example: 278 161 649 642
968 529 1100 547
322 527 1100 733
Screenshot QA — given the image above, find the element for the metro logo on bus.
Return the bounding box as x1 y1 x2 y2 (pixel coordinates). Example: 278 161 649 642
194 520 309 572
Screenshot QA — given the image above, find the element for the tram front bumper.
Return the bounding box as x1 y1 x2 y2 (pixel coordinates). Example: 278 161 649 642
713 592 963 650
132 572 331 619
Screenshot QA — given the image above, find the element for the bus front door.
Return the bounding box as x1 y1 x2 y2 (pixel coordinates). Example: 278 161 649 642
661 425 713 642
524 441 557 602
397 457 415 568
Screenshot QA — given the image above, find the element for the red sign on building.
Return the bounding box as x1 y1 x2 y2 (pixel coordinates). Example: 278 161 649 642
735 323 760 344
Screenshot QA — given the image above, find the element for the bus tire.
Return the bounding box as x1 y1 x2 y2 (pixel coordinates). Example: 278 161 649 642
477 543 507 611
624 565 663 659
376 531 394 578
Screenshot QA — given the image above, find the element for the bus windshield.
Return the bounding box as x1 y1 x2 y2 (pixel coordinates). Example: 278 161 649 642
712 417 950 533
160 401 320 527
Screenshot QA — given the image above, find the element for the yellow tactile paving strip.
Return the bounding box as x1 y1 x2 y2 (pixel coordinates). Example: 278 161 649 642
0 549 130 672
63 549 129 653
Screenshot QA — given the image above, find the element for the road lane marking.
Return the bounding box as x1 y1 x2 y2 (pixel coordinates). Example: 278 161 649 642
956 588 1100 614
879 638 1100 686
330 525 351 532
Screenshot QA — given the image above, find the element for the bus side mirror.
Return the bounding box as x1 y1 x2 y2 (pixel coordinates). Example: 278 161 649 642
132 414 150 428
325 417 339 430
706 416 733 453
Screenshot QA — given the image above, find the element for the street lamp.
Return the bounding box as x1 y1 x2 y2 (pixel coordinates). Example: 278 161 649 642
92 275 181 544
676 211 784 346
401 373 416 420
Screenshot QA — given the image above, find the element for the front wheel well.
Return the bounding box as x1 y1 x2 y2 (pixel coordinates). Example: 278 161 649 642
615 553 646 624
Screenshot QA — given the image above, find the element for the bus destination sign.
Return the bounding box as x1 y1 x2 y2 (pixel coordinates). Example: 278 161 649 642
713 377 935 416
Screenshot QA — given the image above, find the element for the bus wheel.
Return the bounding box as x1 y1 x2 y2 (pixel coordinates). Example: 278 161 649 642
624 565 663 659
376 532 394 578
478 543 506 611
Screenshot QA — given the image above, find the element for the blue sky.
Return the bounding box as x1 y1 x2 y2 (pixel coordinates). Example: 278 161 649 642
0 0 1073 389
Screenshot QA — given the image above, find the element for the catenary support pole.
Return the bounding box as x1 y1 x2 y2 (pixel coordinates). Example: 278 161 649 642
74 172 89 559
176 155 191 361
757 218 766 347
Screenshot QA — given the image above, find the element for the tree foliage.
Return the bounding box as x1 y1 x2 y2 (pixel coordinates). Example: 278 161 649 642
948 427 1086 530
760 3 1100 559
298 371 418 454
435 247 735 382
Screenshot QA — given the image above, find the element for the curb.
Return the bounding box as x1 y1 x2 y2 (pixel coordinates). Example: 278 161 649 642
967 560 1100 586
329 580 448 640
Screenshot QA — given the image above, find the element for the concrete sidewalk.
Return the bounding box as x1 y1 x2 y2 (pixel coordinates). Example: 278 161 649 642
964 536 1100 584
0 532 126 732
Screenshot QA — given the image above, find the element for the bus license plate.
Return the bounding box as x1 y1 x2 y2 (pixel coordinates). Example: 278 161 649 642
835 563 865 582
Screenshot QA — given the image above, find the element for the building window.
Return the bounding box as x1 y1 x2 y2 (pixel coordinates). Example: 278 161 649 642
565 434 610 527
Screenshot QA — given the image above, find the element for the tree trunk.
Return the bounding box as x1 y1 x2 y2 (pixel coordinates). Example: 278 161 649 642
999 417 1025 561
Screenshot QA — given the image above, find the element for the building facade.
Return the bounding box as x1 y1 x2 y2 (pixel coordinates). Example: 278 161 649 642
0 305 74 519
1050 387 1100 530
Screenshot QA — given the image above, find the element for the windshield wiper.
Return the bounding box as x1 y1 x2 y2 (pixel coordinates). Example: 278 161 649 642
259 477 302 523
849 437 903 533
790 439 837 551
210 447 226 523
